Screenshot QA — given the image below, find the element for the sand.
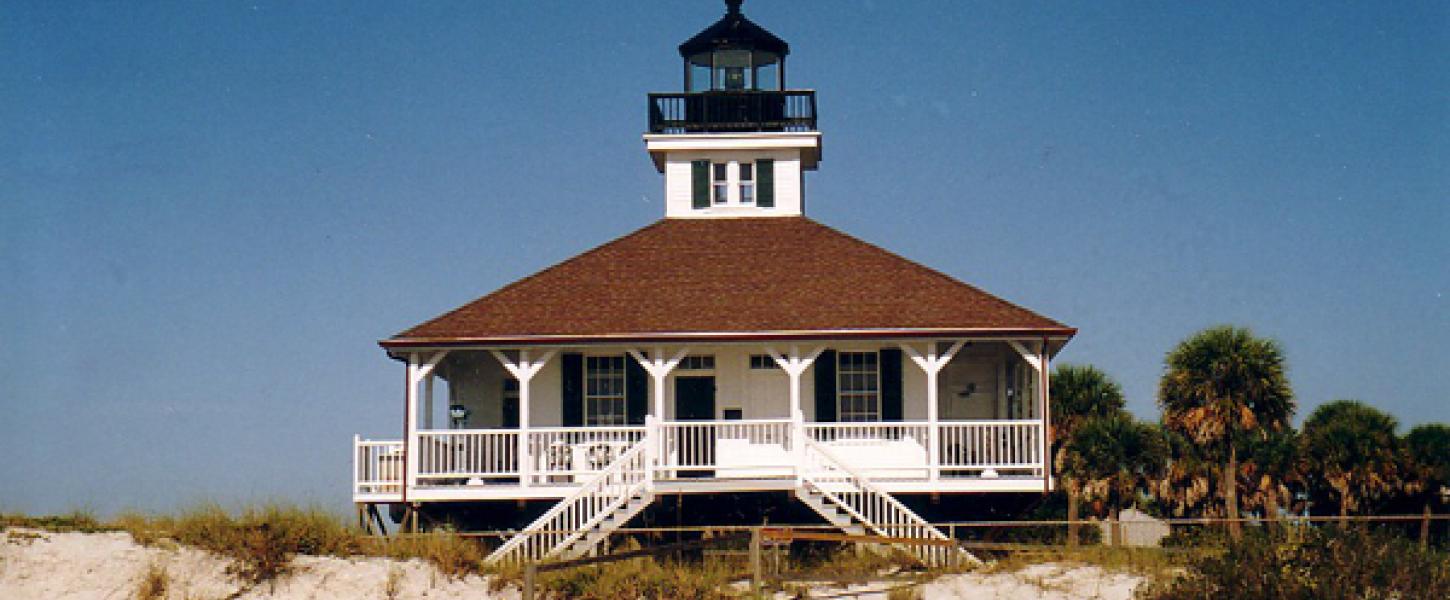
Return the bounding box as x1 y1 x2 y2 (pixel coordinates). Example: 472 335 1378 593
2 527 1142 599
0 528 511 600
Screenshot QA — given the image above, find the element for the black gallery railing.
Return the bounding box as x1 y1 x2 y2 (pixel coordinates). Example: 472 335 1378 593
648 90 817 134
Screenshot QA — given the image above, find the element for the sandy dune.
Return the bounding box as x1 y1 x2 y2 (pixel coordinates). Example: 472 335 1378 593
2 528 1141 599
0 528 511 600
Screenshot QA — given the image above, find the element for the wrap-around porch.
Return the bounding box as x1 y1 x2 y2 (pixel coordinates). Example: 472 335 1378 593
354 339 1058 503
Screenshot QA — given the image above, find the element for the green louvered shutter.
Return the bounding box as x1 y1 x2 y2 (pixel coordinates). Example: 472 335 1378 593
691 160 710 208
880 348 903 422
756 159 774 207
814 350 837 423
625 354 648 425
561 353 583 427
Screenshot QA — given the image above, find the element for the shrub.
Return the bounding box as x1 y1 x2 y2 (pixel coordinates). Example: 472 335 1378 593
1140 527 1450 599
134 562 169 600
119 503 364 586
1 509 110 533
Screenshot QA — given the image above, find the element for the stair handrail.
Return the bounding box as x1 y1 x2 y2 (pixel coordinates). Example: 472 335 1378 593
801 437 950 540
486 437 652 564
801 436 971 566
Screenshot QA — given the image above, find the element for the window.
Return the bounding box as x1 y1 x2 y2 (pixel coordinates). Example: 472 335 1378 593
749 354 780 370
585 356 628 426
739 162 755 204
679 355 715 371
692 159 773 210
712 163 729 205
837 351 880 422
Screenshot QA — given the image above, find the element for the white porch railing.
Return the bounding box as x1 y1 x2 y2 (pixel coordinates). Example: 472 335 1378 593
353 437 404 496
416 430 520 481
527 426 647 483
938 420 1044 476
351 419 1047 498
655 419 795 478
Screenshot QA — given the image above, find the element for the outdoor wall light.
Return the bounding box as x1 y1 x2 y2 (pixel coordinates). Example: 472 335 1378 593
449 404 470 428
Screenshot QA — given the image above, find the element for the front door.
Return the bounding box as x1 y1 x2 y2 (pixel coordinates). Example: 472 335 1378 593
674 376 716 476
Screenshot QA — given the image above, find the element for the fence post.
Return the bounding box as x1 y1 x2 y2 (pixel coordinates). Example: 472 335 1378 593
948 523 957 569
523 563 536 600
750 526 763 598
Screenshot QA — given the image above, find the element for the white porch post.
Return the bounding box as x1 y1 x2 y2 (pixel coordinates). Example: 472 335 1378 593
626 347 690 420
901 340 965 482
1039 339 1052 492
404 351 447 499
767 345 825 485
423 374 435 429
491 349 556 489
1009 340 1050 484
404 356 418 499
628 347 689 481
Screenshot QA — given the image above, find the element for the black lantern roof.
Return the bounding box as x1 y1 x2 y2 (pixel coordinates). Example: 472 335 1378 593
678 0 789 59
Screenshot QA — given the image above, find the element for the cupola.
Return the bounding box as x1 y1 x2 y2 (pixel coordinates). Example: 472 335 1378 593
645 0 821 219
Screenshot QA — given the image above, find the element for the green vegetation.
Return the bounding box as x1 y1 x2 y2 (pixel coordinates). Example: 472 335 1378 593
1060 414 1169 546
0 509 111 533
9 503 491 586
1302 400 1404 525
1050 364 1129 546
1158 325 1295 541
1406 424 1450 545
134 561 169 600
1139 527 1450 599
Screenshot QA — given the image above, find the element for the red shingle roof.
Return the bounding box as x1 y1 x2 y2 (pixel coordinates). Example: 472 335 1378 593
383 217 1073 347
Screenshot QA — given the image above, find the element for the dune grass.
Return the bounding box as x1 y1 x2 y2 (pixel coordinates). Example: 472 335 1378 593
5 503 489 587
134 561 170 600
1 509 112 533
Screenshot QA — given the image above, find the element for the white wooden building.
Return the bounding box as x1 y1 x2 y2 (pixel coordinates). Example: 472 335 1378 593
352 1 1074 565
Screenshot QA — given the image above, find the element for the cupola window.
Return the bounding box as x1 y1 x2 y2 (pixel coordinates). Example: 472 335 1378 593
693 160 771 209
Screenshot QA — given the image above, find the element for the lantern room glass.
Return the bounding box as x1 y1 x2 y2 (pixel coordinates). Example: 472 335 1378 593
685 48 784 92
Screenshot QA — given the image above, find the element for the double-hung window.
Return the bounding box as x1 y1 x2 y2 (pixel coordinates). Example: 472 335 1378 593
712 163 729 205
739 162 755 204
584 356 627 426
693 160 768 208
837 351 880 422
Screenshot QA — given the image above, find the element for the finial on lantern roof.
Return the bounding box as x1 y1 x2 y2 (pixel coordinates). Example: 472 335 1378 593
726 0 743 16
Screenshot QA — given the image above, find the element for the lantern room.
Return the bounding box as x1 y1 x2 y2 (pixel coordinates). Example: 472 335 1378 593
680 0 789 92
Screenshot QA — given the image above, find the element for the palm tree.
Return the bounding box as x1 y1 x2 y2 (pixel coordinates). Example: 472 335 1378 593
1050 364 1127 546
1242 429 1306 531
1404 424 1450 545
1301 400 1402 526
1158 325 1294 540
1155 430 1218 519
1060 414 1170 546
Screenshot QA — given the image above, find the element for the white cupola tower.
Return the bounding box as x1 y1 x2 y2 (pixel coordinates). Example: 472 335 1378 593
644 0 821 218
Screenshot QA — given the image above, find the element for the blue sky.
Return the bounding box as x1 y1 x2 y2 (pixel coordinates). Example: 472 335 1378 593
2 1 1445 515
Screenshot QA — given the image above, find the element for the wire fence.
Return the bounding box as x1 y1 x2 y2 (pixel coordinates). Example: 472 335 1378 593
367 513 1450 541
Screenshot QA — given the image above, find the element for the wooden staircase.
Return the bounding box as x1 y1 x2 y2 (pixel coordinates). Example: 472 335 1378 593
797 437 978 568
485 441 654 565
